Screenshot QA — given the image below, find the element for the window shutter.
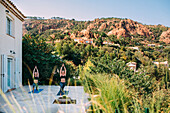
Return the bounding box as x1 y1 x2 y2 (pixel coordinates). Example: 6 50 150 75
6 17 12 36
14 58 20 88
14 58 17 88
1 54 8 92
18 58 21 87
10 20 12 35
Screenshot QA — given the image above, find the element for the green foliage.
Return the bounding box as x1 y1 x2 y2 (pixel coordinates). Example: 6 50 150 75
149 26 169 42
27 16 45 20
100 32 107 37
86 74 131 112
22 35 71 85
95 37 103 47
88 56 159 95
81 73 169 113
68 78 82 86
22 17 170 112
55 40 81 65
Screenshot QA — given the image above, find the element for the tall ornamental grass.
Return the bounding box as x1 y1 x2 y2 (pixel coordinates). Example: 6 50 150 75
82 73 169 113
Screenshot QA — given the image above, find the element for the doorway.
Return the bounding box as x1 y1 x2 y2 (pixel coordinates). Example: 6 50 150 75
7 58 13 89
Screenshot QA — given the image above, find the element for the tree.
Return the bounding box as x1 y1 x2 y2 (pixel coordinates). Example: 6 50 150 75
23 35 62 85
95 37 103 47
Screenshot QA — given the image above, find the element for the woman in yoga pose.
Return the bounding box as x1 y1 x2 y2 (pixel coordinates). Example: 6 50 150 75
57 63 66 95
32 66 39 93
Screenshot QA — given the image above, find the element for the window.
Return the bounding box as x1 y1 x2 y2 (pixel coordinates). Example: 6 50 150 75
6 17 12 35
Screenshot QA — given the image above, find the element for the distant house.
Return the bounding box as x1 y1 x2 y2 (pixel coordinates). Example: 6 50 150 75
103 41 120 47
103 41 114 45
153 61 169 68
74 38 93 44
103 41 108 44
157 45 163 47
74 38 82 43
85 39 93 44
113 44 120 47
127 62 137 72
0 0 25 93
147 44 163 48
46 41 52 44
74 38 78 41
127 47 139 51
147 44 156 47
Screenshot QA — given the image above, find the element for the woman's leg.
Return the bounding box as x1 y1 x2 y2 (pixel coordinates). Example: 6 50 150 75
33 83 35 93
61 82 66 95
57 82 66 95
57 82 63 95
61 82 65 95
36 83 38 90
62 83 65 91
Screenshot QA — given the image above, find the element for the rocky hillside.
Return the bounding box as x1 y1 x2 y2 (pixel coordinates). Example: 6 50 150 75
159 28 170 44
23 17 169 44
107 19 153 38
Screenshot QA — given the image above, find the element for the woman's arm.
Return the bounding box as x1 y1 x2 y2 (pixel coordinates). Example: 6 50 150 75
33 67 35 78
37 68 39 78
64 65 66 76
60 65 63 77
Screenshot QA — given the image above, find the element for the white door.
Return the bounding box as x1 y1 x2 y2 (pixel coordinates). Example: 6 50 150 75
1 55 8 93
7 58 12 89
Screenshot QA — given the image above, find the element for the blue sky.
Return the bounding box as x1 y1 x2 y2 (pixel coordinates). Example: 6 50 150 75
11 0 170 27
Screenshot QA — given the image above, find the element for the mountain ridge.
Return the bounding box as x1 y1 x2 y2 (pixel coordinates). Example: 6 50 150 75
23 17 170 44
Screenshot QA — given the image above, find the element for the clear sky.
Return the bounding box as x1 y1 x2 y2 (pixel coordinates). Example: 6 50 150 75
11 0 170 27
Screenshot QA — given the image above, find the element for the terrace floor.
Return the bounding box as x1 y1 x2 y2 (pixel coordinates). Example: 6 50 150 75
0 86 89 113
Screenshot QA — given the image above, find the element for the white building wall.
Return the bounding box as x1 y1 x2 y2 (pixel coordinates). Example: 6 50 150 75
0 1 24 93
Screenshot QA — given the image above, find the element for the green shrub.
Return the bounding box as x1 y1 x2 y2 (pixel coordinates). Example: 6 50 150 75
82 73 169 113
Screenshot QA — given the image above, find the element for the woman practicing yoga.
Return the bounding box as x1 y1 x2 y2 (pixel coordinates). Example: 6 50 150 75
57 63 66 95
32 66 39 93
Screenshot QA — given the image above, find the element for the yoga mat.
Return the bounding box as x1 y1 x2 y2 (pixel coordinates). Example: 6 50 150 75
28 89 43 93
